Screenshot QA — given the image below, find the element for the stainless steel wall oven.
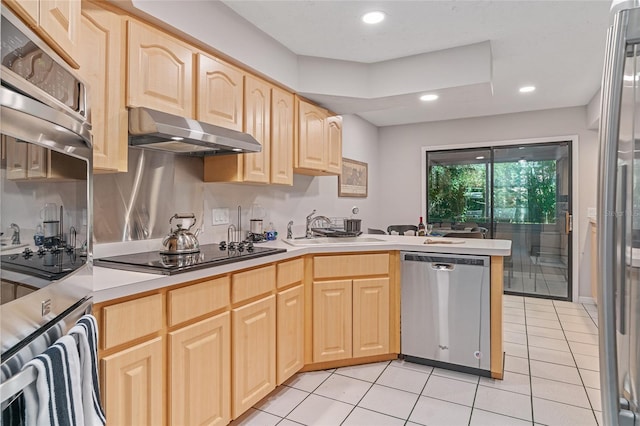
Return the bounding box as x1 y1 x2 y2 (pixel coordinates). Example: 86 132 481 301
0 4 93 415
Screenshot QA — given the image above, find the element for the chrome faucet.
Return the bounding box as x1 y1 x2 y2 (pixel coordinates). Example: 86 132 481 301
305 210 317 238
305 210 332 238
287 221 293 239
9 223 20 245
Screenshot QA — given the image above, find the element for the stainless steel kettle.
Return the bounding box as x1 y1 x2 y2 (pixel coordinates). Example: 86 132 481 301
161 213 201 254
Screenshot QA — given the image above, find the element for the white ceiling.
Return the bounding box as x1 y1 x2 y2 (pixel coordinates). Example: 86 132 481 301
221 0 612 127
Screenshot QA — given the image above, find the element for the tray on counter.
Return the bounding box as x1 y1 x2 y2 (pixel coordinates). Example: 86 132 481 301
310 228 363 238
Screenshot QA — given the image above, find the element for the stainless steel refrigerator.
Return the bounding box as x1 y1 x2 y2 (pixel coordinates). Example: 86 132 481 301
598 3 640 425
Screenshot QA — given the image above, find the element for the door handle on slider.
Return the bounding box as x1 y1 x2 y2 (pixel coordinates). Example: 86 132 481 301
565 212 572 234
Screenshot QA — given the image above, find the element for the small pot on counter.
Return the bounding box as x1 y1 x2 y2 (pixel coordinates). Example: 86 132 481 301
161 213 200 254
344 219 362 233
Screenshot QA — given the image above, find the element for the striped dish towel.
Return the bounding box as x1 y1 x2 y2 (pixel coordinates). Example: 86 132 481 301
22 335 84 426
68 315 106 426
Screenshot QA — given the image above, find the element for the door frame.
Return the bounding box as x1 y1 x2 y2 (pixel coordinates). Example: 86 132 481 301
421 134 581 302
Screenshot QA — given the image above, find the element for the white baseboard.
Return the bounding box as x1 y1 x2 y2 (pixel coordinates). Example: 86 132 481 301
577 296 596 305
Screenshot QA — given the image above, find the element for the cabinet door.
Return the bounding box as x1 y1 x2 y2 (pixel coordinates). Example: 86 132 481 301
39 0 80 66
4 137 50 180
79 3 127 172
169 312 230 426
127 20 194 117
5 137 28 180
313 280 352 362
270 86 294 185
297 100 327 171
326 115 342 175
277 284 304 385
353 278 390 358
3 0 38 27
243 75 271 183
27 144 48 178
232 295 276 418
197 53 244 131
101 337 164 426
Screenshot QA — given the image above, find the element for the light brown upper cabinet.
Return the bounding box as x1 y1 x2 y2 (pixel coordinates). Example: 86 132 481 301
197 53 244 132
295 97 342 176
270 87 295 185
203 75 294 185
243 75 271 183
5 0 81 69
326 115 343 175
78 1 127 172
127 20 194 118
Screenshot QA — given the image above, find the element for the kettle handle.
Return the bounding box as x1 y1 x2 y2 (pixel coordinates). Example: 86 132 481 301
169 213 197 231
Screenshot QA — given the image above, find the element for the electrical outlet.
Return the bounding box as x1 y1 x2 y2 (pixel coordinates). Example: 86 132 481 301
212 208 230 225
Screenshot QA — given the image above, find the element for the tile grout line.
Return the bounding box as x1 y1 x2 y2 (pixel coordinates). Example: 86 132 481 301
274 368 338 424
552 299 601 425
258 295 598 426
523 298 537 425
402 362 435 426
337 362 390 425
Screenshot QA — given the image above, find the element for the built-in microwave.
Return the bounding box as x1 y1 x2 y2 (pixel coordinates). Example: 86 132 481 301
0 3 93 387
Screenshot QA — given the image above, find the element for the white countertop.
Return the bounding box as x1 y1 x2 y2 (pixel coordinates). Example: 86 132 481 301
92 235 511 303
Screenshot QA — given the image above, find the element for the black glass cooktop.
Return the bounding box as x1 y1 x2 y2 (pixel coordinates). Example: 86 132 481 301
94 243 286 275
1 247 86 280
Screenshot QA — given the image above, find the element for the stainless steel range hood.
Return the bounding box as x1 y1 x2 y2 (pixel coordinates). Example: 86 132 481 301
128 107 261 155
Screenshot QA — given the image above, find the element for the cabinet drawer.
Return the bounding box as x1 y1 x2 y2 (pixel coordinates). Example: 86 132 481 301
232 265 276 304
276 258 304 289
102 294 163 349
168 276 230 327
313 253 389 279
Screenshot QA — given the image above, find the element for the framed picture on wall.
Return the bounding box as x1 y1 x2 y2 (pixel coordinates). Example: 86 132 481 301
338 158 368 198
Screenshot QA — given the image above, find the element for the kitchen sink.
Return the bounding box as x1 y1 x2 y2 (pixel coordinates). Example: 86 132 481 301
283 237 385 246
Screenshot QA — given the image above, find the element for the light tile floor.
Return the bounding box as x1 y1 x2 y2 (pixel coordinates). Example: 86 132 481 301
232 295 601 426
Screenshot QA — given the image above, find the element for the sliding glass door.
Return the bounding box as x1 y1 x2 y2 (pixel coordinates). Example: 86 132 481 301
426 141 572 300
427 148 492 232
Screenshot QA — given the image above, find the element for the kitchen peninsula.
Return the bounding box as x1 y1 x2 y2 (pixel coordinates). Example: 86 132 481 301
93 235 510 425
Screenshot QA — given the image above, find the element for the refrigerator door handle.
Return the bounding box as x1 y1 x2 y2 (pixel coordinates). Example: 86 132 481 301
598 8 629 426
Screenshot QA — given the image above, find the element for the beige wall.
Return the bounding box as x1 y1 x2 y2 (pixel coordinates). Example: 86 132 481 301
377 106 598 301
200 114 380 242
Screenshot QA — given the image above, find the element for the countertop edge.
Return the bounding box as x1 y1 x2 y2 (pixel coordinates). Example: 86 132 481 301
92 237 512 303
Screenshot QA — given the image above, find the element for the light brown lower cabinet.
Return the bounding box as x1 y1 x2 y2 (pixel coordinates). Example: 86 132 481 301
276 284 305 384
313 280 353 363
232 295 276 418
169 312 231 426
312 276 391 363
95 253 398 423
353 278 390 358
101 337 164 426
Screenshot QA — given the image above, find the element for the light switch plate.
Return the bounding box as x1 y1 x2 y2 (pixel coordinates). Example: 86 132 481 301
212 208 230 225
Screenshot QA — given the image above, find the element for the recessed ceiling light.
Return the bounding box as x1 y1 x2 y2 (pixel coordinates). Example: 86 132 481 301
476 156 485 160
171 136 184 141
420 94 439 102
519 86 536 93
362 11 385 24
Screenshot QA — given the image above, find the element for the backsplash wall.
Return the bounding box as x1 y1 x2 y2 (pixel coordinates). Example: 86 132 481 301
93 114 381 245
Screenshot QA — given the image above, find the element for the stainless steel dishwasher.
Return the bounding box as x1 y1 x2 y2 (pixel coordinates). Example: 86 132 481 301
401 251 491 375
